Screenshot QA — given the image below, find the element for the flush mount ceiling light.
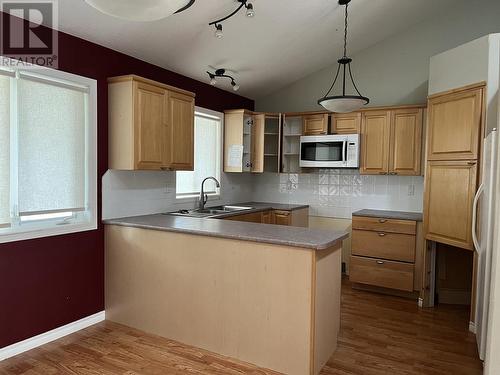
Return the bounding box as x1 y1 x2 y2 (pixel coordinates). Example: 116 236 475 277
318 0 369 113
207 69 240 91
85 0 195 22
209 0 254 38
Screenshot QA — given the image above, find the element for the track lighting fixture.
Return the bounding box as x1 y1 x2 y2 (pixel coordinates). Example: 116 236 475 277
209 0 254 38
207 69 240 91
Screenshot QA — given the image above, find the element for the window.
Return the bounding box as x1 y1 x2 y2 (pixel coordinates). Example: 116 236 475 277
176 108 222 199
0 62 97 243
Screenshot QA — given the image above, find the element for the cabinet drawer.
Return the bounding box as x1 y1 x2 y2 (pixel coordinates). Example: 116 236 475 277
349 256 414 292
352 229 416 263
352 216 416 235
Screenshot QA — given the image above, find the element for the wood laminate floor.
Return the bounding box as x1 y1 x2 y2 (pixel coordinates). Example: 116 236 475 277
0 280 482 375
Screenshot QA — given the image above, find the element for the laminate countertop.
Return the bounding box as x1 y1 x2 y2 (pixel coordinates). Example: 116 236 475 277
352 209 423 222
104 202 348 251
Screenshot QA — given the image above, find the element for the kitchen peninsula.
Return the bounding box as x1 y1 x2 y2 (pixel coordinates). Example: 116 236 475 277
104 203 348 375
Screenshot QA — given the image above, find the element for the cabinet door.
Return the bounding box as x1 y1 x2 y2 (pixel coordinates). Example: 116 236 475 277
252 114 265 173
389 108 423 176
423 160 478 250
165 91 195 170
303 114 328 135
261 210 272 224
427 86 483 161
332 112 361 134
274 210 291 226
360 110 391 175
134 82 167 170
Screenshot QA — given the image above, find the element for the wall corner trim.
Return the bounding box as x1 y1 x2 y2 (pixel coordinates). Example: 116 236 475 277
0 311 105 361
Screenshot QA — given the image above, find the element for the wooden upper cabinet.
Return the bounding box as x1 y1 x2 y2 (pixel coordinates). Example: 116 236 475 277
303 114 328 135
389 108 423 175
423 160 477 250
165 91 195 171
331 112 361 134
251 114 265 173
134 82 167 170
427 85 484 161
360 110 391 175
108 75 195 171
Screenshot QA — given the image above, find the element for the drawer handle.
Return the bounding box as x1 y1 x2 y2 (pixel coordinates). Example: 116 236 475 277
376 261 385 265
378 219 387 223
378 232 386 237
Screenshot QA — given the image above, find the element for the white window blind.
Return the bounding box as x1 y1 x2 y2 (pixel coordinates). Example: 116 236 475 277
0 76 10 226
18 77 87 215
177 111 221 197
0 60 97 244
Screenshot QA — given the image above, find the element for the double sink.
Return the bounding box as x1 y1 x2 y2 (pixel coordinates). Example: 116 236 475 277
168 205 254 218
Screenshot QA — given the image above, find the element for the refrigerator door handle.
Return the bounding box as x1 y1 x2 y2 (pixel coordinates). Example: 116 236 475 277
472 183 484 252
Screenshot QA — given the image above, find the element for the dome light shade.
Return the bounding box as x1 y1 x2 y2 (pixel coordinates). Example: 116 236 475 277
85 0 194 21
318 96 369 113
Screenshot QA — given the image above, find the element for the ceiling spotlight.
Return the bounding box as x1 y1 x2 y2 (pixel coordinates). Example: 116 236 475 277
245 3 254 17
84 0 195 22
207 69 240 92
209 0 254 37
214 24 223 38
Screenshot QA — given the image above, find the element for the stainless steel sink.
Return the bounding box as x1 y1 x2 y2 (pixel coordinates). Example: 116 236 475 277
166 205 254 218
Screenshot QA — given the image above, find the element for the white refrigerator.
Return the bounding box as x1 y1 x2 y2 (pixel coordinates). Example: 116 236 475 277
474 127 498 361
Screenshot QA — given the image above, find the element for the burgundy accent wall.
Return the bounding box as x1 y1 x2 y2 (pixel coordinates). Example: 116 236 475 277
0 18 254 349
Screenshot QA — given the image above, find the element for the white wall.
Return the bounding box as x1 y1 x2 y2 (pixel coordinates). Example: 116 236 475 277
256 0 500 113
102 170 254 219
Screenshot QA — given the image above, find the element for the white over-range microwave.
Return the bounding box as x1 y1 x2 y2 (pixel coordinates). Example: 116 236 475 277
299 134 360 168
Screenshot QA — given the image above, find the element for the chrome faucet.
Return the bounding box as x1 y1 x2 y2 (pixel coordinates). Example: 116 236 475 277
198 177 221 211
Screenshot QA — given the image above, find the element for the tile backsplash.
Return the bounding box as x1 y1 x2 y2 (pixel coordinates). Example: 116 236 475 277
103 169 424 220
250 170 424 219
102 170 254 220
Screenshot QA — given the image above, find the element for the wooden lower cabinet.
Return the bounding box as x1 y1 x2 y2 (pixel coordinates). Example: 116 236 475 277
273 210 291 226
224 212 262 223
423 160 477 250
350 215 422 294
349 256 414 292
223 208 309 227
352 229 416 263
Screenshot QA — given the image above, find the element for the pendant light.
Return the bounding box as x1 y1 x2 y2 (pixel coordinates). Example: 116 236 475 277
318 0 369 113
85 0 195 22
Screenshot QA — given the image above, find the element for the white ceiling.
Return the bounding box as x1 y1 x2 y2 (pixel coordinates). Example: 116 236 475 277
51 0 455 99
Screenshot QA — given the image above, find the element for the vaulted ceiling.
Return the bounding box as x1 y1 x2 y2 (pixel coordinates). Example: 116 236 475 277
51 0 455 98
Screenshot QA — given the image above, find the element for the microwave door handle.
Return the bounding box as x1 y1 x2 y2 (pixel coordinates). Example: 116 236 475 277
343 140 347 164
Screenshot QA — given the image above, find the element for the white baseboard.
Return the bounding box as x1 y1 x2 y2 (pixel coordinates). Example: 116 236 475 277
0 311 105 361
469 321 477 334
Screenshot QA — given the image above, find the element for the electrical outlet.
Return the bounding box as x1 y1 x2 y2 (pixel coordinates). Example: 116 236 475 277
407 184 415 196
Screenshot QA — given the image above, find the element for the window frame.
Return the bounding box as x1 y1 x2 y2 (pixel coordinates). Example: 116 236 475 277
0 62 98 244
175 106 223 202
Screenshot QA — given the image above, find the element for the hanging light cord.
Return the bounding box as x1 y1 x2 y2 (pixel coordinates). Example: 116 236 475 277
343 2 348 58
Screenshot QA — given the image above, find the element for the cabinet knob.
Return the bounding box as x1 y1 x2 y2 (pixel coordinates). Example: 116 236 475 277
378 232 386 237
379 172 387 175
161 166 172 171
376 260 385 265
378 219 387 223
467 161 477 165
389 172 398 175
